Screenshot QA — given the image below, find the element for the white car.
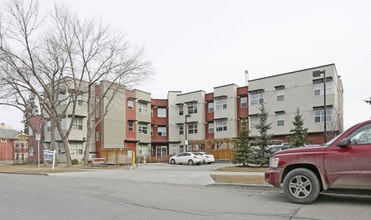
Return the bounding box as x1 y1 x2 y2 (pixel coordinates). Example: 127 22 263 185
194 152 215 164
169 152 203 165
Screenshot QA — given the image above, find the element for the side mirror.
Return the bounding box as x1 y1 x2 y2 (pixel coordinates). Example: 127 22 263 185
337 138 351 148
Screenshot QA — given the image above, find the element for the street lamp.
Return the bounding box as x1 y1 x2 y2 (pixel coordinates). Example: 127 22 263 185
313 70 327 143
184 114 191 152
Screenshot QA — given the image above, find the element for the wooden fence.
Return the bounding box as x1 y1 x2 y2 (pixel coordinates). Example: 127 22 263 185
99 148 233 165
204 149 233 161
99 148 132 165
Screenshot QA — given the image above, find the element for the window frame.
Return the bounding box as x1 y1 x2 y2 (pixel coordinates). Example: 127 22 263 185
157 126 167 136
215 119 228 132
187 103 198 114
314 108 333 123
250 93 263 105
188 122 198 134
240 96 247 108
157 108 167 118
215 98 227 110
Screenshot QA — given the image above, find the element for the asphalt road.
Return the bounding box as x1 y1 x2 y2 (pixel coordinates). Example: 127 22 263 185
1 163 371 220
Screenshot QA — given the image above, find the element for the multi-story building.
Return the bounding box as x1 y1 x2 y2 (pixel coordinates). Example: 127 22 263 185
151 98 169 161
39 64 343 164
248 63 343 144
167 84 248 156
43 77 90 162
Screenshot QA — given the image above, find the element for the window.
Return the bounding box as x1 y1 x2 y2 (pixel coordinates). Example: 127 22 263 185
96 98 101 118
179 105 184 116
128 121 134 132
250 115 259 129
138 124 148 134
208 123 214 133
314 81 333 96
276 90 284 101
208 102 214 113
96 131 100 142
157 126 167 136
29 146 34 157
276 113 285 126
128 99 134 110
46 120 51 132
73 118 83 130
240 97 247 108
57 91 67 105
157 108 167 118
216 119 228 132
77 95 83 106
250 92 263 105
58 143 66 154
187 103 198 114
28 126 34 136
348 123 371 145
314 108 333 123
215 98 227 110
138 144 149 156
61 118 67 130
69 143 83 155
138 103 148 114
179 124 184 135
188 123 198 134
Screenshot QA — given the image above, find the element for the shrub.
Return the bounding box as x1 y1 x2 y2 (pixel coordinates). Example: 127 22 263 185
71 159 79 165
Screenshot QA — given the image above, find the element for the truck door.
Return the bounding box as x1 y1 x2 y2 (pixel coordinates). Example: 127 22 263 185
325 122 371 188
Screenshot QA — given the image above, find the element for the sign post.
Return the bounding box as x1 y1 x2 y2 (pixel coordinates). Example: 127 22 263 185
43 150 56 170
36 134 41 171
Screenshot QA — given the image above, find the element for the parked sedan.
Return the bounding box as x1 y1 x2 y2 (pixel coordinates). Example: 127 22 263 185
194 152 215 164
169 152 203 165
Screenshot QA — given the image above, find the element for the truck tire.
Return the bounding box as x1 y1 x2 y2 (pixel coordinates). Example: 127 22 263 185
283 168 320 204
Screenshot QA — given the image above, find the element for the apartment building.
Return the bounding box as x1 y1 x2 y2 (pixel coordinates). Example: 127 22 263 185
151 98 169 161
39 63 343 163
43 77 90 162
248 64 343 144
167 84 248 156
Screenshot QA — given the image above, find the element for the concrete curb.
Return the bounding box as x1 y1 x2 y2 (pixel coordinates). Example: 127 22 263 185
0 171 49 176
207 183 279 191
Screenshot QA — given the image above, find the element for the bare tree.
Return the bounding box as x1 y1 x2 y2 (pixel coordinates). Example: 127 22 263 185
0 0 152 166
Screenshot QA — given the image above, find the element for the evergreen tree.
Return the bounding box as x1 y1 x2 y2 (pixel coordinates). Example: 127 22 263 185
253 103 272 166
22 94 39 133
289 108 308 147
232 117 253 166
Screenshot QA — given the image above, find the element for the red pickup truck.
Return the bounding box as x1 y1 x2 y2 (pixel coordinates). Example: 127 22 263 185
265 120 371 204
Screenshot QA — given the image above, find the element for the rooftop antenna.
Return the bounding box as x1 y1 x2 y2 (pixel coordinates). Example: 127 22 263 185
245 70 249 86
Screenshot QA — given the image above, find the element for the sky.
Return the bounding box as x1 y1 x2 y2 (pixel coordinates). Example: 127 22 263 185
1 0 371 131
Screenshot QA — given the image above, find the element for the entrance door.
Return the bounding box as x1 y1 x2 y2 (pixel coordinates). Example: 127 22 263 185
156 146 167 161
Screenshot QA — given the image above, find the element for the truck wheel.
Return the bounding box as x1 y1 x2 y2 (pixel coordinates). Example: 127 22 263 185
283 168 320 204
